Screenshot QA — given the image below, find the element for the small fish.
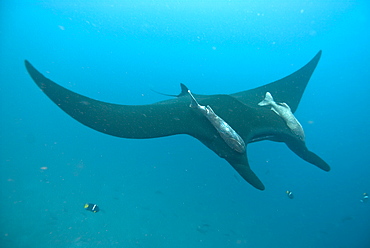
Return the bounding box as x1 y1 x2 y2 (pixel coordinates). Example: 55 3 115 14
286 191 294 199
84 203 100 213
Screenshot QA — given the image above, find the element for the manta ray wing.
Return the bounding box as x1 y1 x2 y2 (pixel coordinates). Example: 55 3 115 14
25 51 329 191
232 50 322 113
25 60 195 139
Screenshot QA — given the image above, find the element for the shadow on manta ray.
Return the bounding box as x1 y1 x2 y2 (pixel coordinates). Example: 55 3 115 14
24 50 330 190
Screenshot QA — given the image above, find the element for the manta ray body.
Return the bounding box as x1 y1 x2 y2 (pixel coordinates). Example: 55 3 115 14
25 51 330 190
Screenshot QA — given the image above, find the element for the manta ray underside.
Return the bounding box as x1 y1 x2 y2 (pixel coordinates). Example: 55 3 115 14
25 51 330 190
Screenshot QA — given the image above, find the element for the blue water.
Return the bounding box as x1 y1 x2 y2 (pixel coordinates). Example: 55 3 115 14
1 1 370 247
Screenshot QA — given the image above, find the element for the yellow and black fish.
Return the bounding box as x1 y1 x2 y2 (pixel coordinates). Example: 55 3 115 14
84 203 100 213
286 191 294 199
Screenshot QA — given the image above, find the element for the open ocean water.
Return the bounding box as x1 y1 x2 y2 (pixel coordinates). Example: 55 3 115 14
1 1 370 247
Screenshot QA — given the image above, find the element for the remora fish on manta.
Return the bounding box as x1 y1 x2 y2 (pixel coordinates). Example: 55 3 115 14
24 50 330 190
187 89 246 154
259 92 305 141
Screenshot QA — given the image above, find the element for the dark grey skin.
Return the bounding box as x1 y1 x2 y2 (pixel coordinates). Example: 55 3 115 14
24 50 330 190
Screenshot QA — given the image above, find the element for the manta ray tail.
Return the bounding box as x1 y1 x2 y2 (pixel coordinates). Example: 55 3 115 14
151 83 189 97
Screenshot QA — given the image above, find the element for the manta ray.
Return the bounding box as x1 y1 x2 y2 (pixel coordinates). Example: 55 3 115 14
24 50 330 190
